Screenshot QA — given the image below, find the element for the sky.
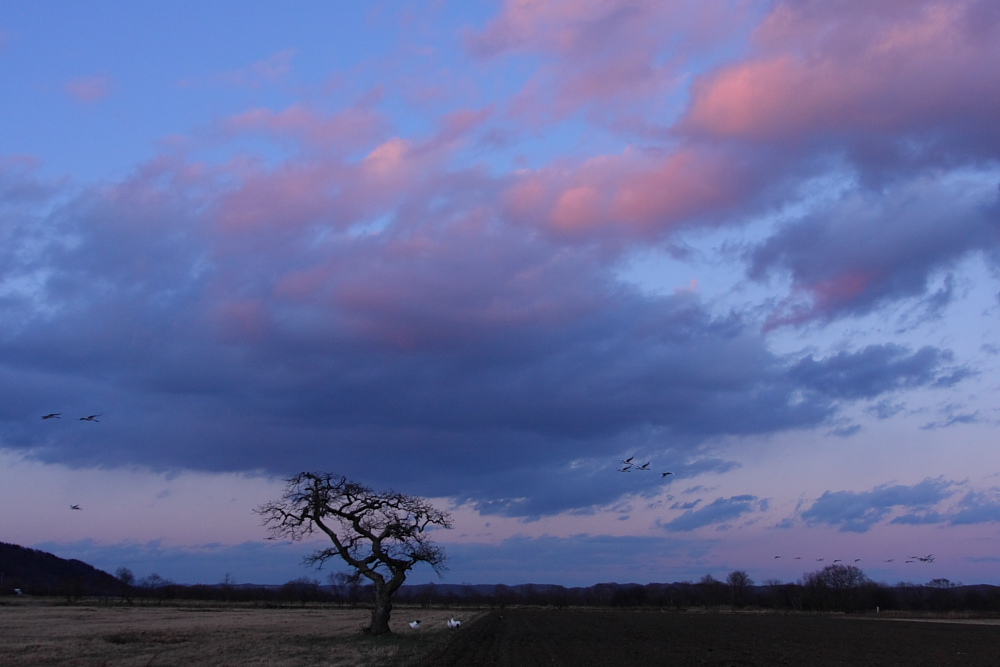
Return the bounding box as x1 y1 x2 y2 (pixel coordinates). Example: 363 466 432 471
2 0 999 589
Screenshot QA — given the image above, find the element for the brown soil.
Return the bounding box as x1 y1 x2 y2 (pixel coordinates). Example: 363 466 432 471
411 608 1000 667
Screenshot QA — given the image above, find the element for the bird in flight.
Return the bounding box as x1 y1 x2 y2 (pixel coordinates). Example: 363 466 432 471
661 472 673 477
621 456 634 465
79 414 101 422
912 554 934 563
70 504 81 510
617 466 632 472
41 413 61 419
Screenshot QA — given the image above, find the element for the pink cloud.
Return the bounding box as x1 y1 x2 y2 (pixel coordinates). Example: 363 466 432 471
65 74 111 103
765 269 884 330
204 105 494 251
473 1 1000 251
212 160 347 233
501 146 774 241
681 0 1000 149
468 0 754 124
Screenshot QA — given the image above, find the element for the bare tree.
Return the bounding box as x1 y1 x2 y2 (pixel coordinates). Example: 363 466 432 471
802 564 872 611
115 567 135 605
256 472 452 635
726 570 754 608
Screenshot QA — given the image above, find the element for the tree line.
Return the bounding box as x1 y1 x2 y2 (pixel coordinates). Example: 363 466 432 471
9 563 996 616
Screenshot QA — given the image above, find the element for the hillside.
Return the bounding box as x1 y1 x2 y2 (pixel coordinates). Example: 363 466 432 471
0 542 120 597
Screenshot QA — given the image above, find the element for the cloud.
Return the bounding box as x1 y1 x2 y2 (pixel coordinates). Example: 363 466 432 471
801 478 958 532
0 58 986 521
1 0 998 530
867 399 905 420
660 494 767 532
920 412 980 430
789 344 965 400
827 423 861 438
750 176 1000 327
465 0 752 124
680 0 1000 165
65 75 112 103
948 490 1000 525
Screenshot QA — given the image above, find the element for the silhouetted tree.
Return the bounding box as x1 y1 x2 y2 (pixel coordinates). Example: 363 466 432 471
139 573 174 605
257 472 452 635
282 577 321 606
802 564 871 611
697 574 728 609
115 567 135 605
726 570 754 608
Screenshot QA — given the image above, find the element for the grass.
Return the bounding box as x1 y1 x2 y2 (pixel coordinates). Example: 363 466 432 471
0 598 481 667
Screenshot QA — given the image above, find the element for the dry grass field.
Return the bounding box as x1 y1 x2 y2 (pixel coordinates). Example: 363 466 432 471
0 598 479 667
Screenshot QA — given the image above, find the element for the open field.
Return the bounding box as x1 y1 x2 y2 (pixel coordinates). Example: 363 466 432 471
4 601 1000 667
0 599 478 667
415 608 1000 667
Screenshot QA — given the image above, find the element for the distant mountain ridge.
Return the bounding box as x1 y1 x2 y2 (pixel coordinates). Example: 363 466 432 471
0 541 119 596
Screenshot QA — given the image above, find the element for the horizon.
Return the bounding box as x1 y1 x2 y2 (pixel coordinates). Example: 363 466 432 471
5 538 983 592
2 1 999 590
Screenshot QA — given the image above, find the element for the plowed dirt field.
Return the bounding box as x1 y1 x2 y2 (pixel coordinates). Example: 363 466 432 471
411 609 1000 667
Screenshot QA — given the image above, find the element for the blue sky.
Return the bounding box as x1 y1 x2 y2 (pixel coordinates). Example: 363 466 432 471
2 0 999 588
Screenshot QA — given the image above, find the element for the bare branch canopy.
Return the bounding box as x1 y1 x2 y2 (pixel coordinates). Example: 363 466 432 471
256 472 452 635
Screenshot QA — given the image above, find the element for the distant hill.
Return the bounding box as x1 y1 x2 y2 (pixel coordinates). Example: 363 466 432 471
0 542 120 597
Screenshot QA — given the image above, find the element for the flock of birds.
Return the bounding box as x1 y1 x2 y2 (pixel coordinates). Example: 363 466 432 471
42 413 101 422
41 412 101 511
617 456 673 477
772 554 935 564
408 617 461 630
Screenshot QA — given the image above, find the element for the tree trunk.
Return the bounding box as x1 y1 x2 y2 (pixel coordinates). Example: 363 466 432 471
368 584 393 635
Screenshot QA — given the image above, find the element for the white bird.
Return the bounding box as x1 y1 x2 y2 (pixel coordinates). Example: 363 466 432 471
408 620 421 629
447 617 461 629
